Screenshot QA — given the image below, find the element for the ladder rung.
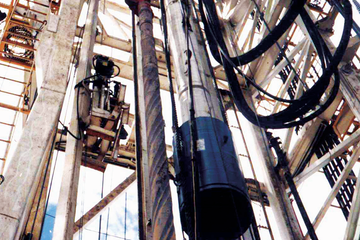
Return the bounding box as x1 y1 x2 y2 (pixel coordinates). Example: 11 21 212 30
16 3 48 16
0 62 31 72
3 39 36 52
0 51 34 62
0 76 26 85
9 19 43 32
25 0 50 8
0 121 15 127
0 102 30 113
0 89 22 97
0 2 10 9
0 139 10 144
2 39 36 52
13 12 46 24
4 30 39 41
0 56 33 70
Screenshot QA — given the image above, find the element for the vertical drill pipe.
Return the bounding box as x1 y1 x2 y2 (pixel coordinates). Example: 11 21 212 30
138 1 176 240
132 10 146 240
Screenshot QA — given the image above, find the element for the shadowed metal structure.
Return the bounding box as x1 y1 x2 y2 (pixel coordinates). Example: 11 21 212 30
1 0 360 240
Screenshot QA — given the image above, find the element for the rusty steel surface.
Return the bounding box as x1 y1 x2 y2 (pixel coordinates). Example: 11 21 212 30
138 1 176 239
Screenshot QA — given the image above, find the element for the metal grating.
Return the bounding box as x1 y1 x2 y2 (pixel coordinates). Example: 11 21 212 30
314 124 357 220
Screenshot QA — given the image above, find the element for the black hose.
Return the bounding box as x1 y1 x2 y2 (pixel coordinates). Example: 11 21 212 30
200 0 307 66
200 0 352 128
58 120 81 140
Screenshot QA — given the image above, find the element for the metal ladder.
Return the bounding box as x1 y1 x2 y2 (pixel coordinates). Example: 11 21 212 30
0 0 49 68
0 0 51 173
313 124 356 219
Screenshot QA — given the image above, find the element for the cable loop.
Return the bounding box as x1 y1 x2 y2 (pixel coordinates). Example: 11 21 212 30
199 0 352 128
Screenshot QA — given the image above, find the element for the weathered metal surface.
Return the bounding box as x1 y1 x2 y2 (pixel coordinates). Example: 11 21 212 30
23 133 54 240
86 125 116 141
0 0 82 238
242 91 303 240
52 0 98 239
138 1 176 239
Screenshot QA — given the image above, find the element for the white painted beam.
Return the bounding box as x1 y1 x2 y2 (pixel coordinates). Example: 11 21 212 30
242 91 303 240
247 0 290 79
304 144 360 240
344 156 360 240
0 0 83 239
52 1 99 240
257 38 306 89
294 128 360 186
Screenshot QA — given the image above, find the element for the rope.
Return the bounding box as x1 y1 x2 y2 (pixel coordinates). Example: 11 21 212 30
181 1 200 238
38 124 65 237
98 172 105 240
160 0 180 134
27 131 57 236
105 167 114 240
230 97 275 240
124 192 127 239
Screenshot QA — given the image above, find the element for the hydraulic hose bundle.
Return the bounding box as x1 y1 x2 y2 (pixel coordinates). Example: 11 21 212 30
200 0 352 129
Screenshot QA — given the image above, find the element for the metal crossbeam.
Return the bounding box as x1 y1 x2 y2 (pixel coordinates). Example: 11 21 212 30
304 144 360 240
73 172 136 234
294 128 360 186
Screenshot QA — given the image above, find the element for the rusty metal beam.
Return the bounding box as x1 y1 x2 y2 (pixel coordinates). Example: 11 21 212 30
73 172 136 233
